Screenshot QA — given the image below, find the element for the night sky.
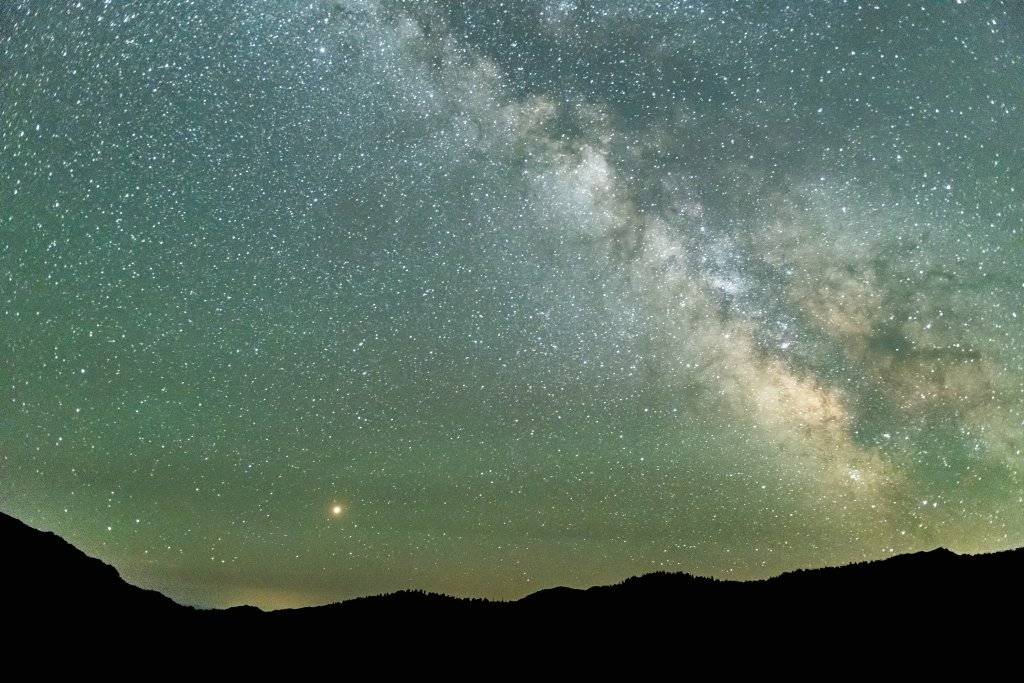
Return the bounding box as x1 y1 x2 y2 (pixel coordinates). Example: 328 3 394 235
2 0 1022 610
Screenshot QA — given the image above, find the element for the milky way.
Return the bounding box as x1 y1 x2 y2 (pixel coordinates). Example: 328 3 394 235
2 1 1022 609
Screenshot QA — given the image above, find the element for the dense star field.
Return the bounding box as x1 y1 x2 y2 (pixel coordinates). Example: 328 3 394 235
1 1 1022 609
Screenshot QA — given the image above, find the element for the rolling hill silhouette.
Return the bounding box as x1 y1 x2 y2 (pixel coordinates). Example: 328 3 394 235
3 509 1020 639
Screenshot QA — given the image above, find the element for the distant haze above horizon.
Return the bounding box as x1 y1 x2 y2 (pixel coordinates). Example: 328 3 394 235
2 1 1022 610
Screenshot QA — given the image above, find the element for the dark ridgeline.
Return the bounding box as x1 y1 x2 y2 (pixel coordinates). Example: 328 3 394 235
2 509 1020 641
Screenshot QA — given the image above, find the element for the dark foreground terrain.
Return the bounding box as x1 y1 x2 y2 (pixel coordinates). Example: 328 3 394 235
3 509 1020 645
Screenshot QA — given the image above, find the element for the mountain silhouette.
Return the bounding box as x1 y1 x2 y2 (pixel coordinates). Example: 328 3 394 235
3 509 1020 641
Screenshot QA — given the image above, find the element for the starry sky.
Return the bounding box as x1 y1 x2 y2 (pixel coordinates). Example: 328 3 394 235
2 0 1022 610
